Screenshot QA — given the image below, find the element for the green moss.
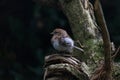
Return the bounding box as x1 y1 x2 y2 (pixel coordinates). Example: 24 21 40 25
59 0 104 77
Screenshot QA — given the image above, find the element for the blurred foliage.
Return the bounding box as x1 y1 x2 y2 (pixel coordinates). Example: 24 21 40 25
0 0 71 80
0 0 120 80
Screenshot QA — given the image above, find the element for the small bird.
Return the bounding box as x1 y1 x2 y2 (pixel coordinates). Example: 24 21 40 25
51 28 84 53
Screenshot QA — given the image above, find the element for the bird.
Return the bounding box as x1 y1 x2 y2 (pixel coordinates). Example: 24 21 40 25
51 28 84 53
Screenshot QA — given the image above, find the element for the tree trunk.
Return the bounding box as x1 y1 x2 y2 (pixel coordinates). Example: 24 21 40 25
59 0 103 71
44 0 113 80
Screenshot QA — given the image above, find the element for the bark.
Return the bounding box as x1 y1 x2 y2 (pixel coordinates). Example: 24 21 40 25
44 54 90 80
59 0 112 80
59 0 103 71
94 0 112 80
43 0 113 80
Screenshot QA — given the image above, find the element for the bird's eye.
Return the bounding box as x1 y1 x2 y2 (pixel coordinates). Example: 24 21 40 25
54 31 59 34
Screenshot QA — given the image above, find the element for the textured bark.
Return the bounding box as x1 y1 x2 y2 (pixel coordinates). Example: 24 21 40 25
44 54 90 80
59 0 103 70
43 0 113 80
94 0 112 80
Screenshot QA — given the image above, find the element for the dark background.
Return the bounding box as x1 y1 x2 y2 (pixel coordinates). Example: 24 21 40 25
0 0 119 80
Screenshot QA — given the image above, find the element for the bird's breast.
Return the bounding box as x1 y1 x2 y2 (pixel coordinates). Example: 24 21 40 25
52 39 67 51
52 37 74 51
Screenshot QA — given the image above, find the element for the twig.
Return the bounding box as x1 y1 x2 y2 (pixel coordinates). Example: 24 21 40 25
75 40 84 48
112 46 120 60
94 0 112 79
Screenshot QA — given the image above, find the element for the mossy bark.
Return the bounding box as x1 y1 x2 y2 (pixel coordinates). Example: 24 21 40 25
44 54 90 80
59 0 103 71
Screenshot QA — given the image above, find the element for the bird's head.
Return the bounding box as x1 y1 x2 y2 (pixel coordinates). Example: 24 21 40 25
51 28 68 36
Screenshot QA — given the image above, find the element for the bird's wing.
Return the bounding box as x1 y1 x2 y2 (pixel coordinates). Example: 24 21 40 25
59 37 73 47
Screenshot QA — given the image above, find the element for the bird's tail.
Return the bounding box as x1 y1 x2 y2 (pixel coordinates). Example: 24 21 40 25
73 46 84 52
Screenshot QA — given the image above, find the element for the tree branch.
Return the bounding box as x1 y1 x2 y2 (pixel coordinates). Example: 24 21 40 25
94 0 112 79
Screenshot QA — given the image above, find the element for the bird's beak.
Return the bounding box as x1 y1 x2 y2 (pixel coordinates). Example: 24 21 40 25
50 32 54 35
